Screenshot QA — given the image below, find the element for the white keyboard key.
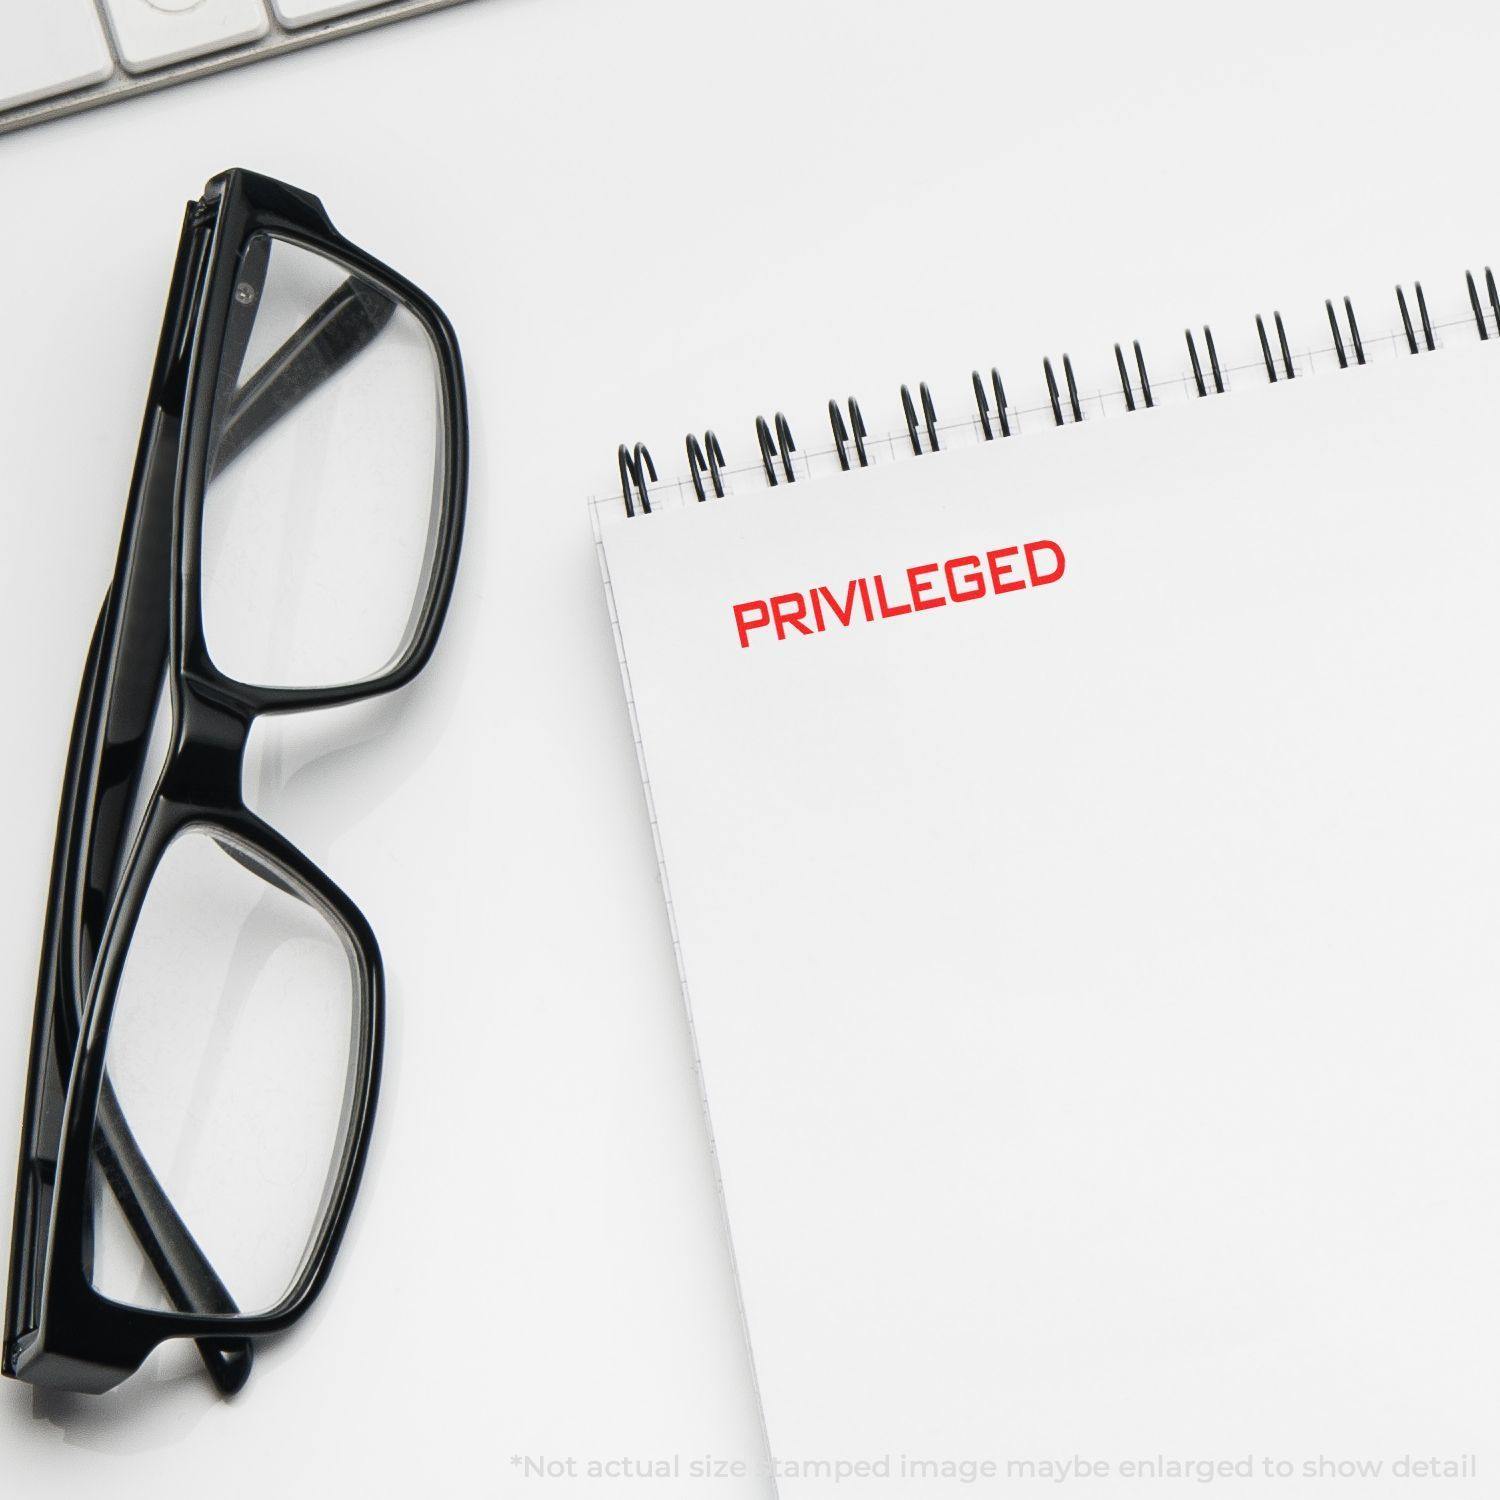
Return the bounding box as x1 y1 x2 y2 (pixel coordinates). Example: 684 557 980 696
100 0 271 75
0 0 113 111
272 0 386 26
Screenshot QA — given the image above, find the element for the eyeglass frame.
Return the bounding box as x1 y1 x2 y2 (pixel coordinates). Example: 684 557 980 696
3 167 467 1395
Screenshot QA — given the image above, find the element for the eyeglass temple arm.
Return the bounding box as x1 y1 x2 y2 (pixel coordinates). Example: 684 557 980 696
207 273 397 482
94 1088 251 1389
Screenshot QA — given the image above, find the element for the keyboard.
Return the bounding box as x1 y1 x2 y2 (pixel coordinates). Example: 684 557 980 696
0 0 474 134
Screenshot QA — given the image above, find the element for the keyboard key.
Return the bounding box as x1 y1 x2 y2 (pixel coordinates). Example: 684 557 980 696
0 0 113 111
272 0 386 26
100 0 271 75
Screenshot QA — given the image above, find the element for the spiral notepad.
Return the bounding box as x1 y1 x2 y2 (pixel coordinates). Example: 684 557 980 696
593 280 1500 1499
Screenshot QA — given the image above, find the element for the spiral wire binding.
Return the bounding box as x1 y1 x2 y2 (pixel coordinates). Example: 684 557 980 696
1255 312 1295 382
1465 268 1500 342
610 268 1499 516
1042 355 1083 425
1396 282 1435 354
686 431 726 501
901 382 940 454
1114 340 1153 412
756 413 797 486
1185 330 1206 397
618 442 656 518
1325 297 1366 369
971 368 1011 440
830 397 869 470
1184 325 1225 397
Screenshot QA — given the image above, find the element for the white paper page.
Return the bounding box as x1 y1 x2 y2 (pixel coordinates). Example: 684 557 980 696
600 345 1500 1499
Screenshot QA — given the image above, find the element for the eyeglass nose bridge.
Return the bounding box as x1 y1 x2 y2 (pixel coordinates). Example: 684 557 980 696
158 682 252 809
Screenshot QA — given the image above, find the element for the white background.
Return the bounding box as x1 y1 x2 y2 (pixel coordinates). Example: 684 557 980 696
2 1 1500 1495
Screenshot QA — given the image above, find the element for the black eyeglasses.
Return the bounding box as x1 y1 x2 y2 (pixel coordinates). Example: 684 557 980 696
3 169 467 1396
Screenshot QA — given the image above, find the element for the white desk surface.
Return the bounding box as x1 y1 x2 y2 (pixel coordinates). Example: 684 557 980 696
2 1 1499 1495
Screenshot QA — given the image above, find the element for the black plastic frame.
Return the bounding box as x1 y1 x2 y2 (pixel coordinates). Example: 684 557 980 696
3 169 467 1395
